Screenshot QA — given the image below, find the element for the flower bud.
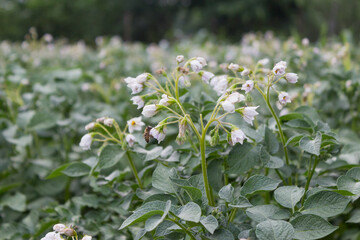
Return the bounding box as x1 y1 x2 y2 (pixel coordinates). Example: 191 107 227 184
228 63 240 71
142 104 158 118
53 223 66 233
176 55 184 63
190 60 203 73
210 128 220 147
285 73 298 84
85 122 96 131
63 228 75 237
79 133 93 150
82 236 92 240
176 118 187 145
104 118 114 127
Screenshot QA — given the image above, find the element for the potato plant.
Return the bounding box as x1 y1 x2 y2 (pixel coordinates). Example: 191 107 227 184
0 33 360 239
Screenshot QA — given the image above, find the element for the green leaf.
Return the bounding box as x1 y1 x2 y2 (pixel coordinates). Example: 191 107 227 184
265 156 284 169
46 163 71 179
299 132 322 156
285 119 312 131
246 205 290 222
1 192 26 212
241 175 281 196
295 106 321 126
285 134 303 147
291 214 338 240
176 202 201 223
255 220 294 240
280 112 304 122
228 196 253 208
219 184 234 202
265 127 279 154
227 143 261 174
152 164 178 193
302 190 350 217
145 200 171 231
119 201 175 230
210 229 235 240
200 215 218 234
98 145 125 170
28 111 57 131
170 178 202 201
274 186 305 209
346 167 360 180
62 162 91 177
337 175 360 195
72 194 99 208
346 209 360 223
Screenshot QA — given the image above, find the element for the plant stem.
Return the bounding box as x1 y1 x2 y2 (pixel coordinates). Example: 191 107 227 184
264 85 292 185
167 218 196 240
301 156 319 205
200 130 215 207
229 208 237 222
125 151 143 189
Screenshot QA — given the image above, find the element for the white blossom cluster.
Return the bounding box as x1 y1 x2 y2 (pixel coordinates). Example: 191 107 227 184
41 223 91 240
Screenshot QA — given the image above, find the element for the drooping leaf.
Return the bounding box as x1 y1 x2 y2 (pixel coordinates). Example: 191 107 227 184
255 220 294 240
98 145 125 170
299 132 322 156
241 175 281 196
119 201 175 230
152 164 178 193
291 214 338 240
62 162 91 177
302 190 350 217
218 184 234 202
274 186 305 209
246 205 290 222
145 200 171 231
200 215 218 234
176 202 201 223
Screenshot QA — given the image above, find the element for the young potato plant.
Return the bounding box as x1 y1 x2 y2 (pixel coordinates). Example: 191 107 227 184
79 55 357 240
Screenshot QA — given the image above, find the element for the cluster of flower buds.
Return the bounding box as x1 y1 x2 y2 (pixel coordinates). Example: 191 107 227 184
79 115 143 151
41 223 91 240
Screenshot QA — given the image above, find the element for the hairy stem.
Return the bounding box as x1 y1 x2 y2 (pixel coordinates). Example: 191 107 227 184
126 151 143 189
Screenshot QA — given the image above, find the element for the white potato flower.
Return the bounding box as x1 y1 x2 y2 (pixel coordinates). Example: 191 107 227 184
229 129 247 146
272 61 287 75
201 71 214 84
79 134 93 150
85 122 96 131
221 100 235 113
285 73 298 84
127 117 145 133
278 92 291 105
241 80 254 94
131 96 145 109
142 104 158 117
104 118 114 127
53 224 66 234
150 127 166 143
159 94 171 106
228 63 240 71
241 68 251 76
210 75 228 95
190 60 203 73
227 92 245 103
242 106 259 125
176 55 184 63
126 134 136 147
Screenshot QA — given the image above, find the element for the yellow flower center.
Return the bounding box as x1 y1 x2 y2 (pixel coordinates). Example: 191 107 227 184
131 121 136 125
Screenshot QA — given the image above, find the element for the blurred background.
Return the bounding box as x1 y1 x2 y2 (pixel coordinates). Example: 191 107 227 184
0 0 359 43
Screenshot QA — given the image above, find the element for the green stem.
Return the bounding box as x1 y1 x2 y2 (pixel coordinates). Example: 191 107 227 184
126 151 143 189
167 217 196 240
263 85 292 185
301 156 319 205
200 120 216 207
229 208 237 222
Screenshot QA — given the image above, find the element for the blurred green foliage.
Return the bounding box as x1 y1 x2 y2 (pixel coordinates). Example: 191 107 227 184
1 0 360 42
